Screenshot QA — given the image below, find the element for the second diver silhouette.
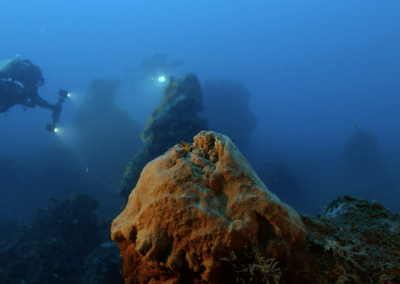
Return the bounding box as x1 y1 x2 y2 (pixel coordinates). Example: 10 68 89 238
123 53 184 94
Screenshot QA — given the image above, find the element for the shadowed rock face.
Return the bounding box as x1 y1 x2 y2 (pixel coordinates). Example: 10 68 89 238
343 129 383 174
202 79 257 152
119 73 207 199
73 79 143 183
0 195 102 284
111 131 307 284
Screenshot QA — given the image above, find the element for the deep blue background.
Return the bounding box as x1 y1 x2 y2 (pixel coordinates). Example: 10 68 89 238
1 0 399 216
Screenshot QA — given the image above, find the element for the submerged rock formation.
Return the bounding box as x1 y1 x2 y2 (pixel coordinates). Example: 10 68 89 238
81 242 122 284
341 129 395 202
111 130 400 283
73 79 143 183
111 131 307 283
202 79 257 152
343 129 382 174
119 73 207 199
299 195 400 283
0 195 104 284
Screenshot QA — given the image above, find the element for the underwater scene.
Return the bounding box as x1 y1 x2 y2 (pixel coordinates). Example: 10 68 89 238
1 1 399 283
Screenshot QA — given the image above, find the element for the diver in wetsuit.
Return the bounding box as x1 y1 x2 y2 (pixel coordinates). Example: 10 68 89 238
0 56 68 132
124 53 184 93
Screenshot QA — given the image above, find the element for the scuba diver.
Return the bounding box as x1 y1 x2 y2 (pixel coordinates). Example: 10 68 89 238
124 53 184 93
0 56 69 132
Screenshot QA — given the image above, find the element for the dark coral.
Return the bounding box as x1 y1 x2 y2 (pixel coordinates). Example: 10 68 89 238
81 242 123 284
0 195 107 284
291 195 400 283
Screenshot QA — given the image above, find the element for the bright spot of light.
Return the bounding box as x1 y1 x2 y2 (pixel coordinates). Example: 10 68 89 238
54 128 58 133
64 92 82 105
158 76 165 82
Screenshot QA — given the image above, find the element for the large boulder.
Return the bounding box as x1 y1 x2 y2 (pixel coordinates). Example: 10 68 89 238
299 195 400 283
111 131 307 283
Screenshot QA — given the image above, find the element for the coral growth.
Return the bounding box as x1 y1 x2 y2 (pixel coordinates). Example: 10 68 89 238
113 130 400 283
0 195 108 284
221 246 282 284
112 131 307 283
296 195 400 283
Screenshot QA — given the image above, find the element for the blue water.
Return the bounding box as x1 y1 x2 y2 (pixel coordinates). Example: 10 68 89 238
1 0 399 220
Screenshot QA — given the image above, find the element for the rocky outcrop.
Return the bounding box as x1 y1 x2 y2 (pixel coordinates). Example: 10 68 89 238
111 131 307 284
0 195 103 284
81 242 123 284
119 73 207 199
298 195 400 283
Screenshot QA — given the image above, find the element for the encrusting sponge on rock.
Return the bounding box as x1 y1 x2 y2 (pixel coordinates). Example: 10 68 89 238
111 131 307 284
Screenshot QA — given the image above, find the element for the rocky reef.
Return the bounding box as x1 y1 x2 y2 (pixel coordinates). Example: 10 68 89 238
112 131 400 284
2 134 398 283
0 195 123 284
299 195 400 283
119 73 207 199
112 131 307 283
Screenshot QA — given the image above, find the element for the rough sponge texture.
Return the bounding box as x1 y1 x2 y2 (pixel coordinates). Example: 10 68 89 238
111 131 307 283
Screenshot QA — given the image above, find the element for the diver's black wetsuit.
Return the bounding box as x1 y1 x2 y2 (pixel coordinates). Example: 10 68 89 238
0 59 57 114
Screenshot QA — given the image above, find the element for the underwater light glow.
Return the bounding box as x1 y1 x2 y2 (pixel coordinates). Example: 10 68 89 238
45 124 58 133
158 76 165 82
